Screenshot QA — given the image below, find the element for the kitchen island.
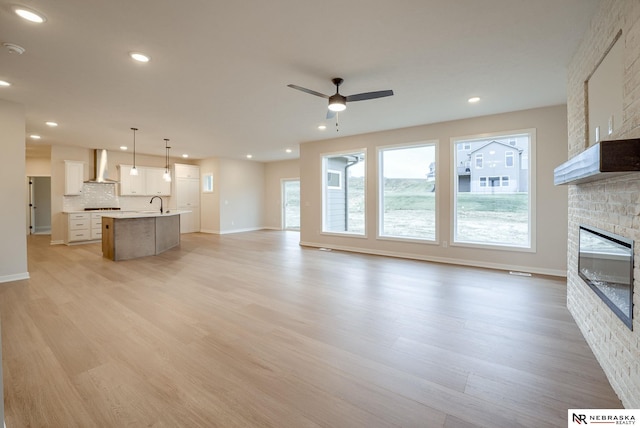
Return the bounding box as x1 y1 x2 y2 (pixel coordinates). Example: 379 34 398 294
101 211 185 261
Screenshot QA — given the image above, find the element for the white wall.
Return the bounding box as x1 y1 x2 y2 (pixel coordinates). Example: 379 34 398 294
0 99 28 282
300 105 569 275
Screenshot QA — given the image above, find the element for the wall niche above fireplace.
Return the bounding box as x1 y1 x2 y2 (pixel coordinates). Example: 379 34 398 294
578 225 634 330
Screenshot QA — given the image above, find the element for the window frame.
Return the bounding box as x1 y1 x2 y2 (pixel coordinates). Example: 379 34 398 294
450 129 537 252
376 140 439 244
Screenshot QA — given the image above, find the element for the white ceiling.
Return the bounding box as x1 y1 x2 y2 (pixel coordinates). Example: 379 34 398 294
1 0 598 162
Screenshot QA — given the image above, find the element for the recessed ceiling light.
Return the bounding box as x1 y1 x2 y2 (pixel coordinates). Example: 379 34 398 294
129 52 150 63
0 80 11 87
120 146 128 150
318 125 327 130
45 121 58 127
468 97 481 103
14 7 46 23
246 154 253 159
285 149 292 153
182 154 189 158
30 134 41 140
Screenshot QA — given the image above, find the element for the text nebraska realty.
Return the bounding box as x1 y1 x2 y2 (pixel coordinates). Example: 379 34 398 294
574 413 636 424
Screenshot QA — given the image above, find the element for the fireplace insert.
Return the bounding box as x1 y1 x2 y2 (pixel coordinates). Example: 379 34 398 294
578 225 633 330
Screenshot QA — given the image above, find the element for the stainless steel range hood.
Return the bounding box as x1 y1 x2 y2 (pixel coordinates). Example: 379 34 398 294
85 149 118 183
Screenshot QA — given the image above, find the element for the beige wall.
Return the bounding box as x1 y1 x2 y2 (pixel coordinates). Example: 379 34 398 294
198 157 220 233
0 99 28 282
264 159 299 229
566 0 640 408
26 155 51 176
218 158 265 234
300 105 569 275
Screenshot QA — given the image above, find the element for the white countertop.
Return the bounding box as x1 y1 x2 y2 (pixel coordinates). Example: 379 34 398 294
100 210 190 219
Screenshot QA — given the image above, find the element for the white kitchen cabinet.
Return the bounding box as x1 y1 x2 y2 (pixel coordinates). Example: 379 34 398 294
90 213 103 240
175 163 199 179
145 168 171 196
118 165 146 195
64 161 85 195
66 213 91 243
174 164 200 233
118 165 170 196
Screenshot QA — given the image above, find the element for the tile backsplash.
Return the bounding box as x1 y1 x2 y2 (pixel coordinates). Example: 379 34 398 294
63 182 170 212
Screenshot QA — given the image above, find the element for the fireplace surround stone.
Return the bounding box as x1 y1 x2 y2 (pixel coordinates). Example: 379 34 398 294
565 0 640 409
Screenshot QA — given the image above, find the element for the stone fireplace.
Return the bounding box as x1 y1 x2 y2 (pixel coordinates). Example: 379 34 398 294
566 0 640 409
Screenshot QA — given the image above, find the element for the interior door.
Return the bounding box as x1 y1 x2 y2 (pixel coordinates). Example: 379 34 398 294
282 179 300 230
28 176 52 235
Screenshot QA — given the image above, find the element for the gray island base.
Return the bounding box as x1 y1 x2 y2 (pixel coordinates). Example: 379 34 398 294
101 212 182 261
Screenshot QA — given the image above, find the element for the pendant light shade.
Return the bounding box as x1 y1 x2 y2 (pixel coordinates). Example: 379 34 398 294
130 127 139 176
163 138 172 182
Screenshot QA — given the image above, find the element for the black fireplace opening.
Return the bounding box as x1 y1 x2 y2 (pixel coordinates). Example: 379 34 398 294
578 225 634 330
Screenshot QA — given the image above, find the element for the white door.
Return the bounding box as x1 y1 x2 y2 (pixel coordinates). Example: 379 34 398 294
282 179 300 230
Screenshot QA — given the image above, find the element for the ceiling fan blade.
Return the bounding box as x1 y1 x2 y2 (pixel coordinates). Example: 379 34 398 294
287 84 329 99
326 109 336 119
346 89 394 102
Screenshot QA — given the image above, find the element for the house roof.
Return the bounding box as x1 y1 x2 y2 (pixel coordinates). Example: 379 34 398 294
467 140 524 155
0 0 599 161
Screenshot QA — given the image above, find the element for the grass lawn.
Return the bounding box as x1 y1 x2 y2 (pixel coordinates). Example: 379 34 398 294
347 178 528 245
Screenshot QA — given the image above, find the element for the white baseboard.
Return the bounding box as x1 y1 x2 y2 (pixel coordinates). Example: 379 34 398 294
0 272 30 284
218 227 265 235
299 241 567 277
198 229 220 234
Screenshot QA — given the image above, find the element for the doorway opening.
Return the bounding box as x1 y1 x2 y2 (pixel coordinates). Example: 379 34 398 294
29 176 52 235
282 179 300 230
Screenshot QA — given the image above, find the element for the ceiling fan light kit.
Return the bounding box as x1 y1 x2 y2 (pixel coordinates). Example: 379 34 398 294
328 94 346 112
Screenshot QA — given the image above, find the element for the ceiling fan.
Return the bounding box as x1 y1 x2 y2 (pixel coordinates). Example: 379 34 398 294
287 77 393 119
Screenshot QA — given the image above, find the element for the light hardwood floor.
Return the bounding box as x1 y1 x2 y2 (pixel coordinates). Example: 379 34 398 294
1 232 621 427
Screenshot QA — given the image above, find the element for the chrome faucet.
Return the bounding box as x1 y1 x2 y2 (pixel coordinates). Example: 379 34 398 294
150 196 163 214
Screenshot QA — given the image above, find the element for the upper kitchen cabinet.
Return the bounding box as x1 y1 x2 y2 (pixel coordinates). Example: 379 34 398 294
118 165 146 195
145 168 171 196
118 165 171 196
175 164 199 179
64 160 85 195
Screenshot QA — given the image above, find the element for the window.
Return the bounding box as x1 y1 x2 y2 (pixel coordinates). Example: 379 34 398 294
453 130 534 249
378 143 436 241
202 173 214 193
505 151 514 167
322 151 366 235
327 170 342 189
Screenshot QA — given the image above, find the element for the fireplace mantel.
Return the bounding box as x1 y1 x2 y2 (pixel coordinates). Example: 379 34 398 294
554 138 640 185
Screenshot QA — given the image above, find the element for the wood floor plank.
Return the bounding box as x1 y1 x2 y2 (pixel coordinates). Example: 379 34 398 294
0 232 623 427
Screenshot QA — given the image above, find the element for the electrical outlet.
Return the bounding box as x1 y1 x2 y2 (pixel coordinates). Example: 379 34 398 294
608 115 614 135
443 241 448 248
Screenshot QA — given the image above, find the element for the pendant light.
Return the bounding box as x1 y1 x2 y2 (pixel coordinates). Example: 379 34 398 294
130 127 139 176
163 138 172 182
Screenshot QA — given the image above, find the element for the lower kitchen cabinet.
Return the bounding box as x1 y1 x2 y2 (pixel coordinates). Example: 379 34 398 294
65 212 104 244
